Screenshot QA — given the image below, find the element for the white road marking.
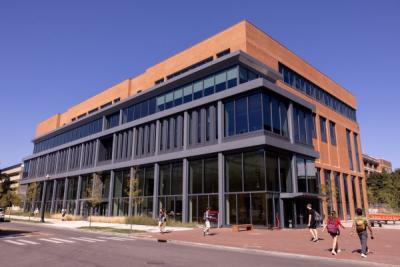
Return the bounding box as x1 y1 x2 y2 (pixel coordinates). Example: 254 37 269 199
49 238 76 243
77 237 105 242
69 237 96 243
4 240 26 246
39 238 64 244
17 239 40 245
98 236 133 241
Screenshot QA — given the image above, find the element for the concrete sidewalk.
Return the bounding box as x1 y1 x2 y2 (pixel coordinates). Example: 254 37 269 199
148 227 400 266
9 215 192 233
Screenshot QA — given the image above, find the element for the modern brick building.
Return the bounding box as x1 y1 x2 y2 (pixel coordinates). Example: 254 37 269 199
363 154 392 177
0 163 24 210
20 21 367 227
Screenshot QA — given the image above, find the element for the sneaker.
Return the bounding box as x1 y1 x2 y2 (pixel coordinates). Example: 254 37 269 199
337 249 342 253
313 238 319 242
332 251 337 255
361 253 367 258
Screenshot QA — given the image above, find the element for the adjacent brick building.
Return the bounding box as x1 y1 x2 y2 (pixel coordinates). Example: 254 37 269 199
20 20 367 226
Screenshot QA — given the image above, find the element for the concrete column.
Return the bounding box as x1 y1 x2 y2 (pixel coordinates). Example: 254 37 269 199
339 173 347 221
154 120 161 156
346 175 356 220
128 167 136 217
217 101 223 144
112 133 117 164
74 175 82 216
132 127 137 160
182 158 189 223
217 153 225 227
79 143 85 169
62 178 69 210
94 139 100 167
39 180 48 217
291 155 298 193
287 102 295 144
183 111 189 150
106 170 115 216
50 179 57 213
152 163 160 219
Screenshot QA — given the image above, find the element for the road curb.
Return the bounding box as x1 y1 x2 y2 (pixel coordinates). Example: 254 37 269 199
134 236 397 267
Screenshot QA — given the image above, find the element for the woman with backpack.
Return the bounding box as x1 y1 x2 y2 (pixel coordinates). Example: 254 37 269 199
322 210 345 255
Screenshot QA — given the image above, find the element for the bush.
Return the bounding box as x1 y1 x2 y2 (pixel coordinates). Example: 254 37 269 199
125 216 158 226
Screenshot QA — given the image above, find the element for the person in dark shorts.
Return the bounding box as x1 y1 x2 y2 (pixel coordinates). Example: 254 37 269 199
323 210 345 255
307 203 319 242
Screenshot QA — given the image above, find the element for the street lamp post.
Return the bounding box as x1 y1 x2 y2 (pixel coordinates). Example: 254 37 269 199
40 174 50 223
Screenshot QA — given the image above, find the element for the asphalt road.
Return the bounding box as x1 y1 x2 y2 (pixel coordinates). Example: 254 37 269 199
0 221 379 267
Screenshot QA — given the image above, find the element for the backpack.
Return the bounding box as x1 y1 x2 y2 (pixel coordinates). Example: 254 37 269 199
355 217 367 233
314 211 322 224
327 219 339 234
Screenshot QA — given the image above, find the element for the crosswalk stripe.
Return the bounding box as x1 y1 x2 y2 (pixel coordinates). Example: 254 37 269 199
98 236 133 241
39 238 64 244
69 237 96 243
17 239 40 245
77 237 105 242
4 240 26 246
49 238 75 243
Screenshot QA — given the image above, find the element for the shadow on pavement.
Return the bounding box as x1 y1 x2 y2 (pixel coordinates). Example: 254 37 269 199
0 228 35 238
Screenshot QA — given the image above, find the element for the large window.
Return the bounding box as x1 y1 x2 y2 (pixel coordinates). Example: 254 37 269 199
346 129 354 171
224 92 288 138
296 157 318 194
329 121 337 146
334 172 343 219
293 106 314 146
353 133 361 172
225 149 291 193
279 63 357 122
159 162 182 196
33 118 103 153
319 117 327 143
189 157 218 194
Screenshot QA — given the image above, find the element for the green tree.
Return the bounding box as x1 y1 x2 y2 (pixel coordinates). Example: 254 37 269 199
0 173 22 220
367 169 400 212
26 182 39 220
86 175 103 227
125 166 143 231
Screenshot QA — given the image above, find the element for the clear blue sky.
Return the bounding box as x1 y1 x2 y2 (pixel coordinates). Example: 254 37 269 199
0 1 399 169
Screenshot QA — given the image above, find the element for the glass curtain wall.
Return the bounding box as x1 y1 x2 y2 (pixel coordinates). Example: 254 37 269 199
158 162 183 221
188 156 218 223
225 148 292 227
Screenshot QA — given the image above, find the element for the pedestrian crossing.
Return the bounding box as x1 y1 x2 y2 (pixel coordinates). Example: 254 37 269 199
2 236 135 246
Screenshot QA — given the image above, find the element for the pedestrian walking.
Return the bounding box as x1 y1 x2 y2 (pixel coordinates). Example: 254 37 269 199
322 210 345 255
158 208 167 234
34 207 39 217
203 207 212 236
306 203 319 242
61 208 67 221
351 208 374 258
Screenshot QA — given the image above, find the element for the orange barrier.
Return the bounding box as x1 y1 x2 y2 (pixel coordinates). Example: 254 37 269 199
369 213 400 221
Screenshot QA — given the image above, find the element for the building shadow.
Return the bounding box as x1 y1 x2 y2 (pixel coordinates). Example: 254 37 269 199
0 229 34 238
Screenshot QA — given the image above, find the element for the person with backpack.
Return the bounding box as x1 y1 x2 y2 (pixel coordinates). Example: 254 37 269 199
158 208 167 234
322 210 345 255
306 203 319 242
351 208 374 258
203 207 212 237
